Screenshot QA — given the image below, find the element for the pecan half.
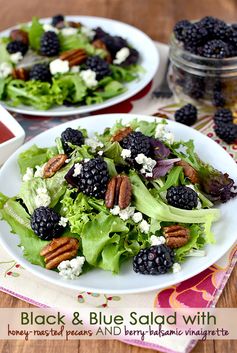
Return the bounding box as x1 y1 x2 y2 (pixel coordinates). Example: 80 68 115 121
152 112 169 119
43 154 68 178
105 175 132 209
59 48 87 67
176 160 199 184
40 237 79 270
12 67 28 80
92 39 112 63
10 29 29 45
67 21 82 28
175 161 199 184
111 126 133 142
163 225 190 248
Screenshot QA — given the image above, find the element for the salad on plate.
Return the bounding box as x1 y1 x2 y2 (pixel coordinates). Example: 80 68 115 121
0 118 236 280
0 14 142 110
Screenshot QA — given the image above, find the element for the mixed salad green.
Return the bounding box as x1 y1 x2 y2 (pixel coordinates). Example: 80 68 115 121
0 15 142 110
0 118 236 279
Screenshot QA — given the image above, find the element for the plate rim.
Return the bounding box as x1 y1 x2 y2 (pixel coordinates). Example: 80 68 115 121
0 113 237 294
0 15 159 116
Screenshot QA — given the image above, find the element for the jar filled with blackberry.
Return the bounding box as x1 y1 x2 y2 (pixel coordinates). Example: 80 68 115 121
168 17 237 109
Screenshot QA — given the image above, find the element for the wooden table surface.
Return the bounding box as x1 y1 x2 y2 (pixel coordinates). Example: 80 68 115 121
0 0 236 352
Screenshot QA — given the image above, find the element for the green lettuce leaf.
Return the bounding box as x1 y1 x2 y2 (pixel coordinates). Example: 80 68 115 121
110 64 142 82
0 42 11 63
29 17 44 51
103 141 126 165
175 224 206 262
53 74 87 103
19 163 70 214
81 212 129 273
18 144 58 175
94 80 125 98
0 195 48 266
60 190 94 234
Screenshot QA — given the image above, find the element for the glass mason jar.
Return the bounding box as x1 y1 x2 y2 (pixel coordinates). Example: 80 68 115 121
168 34 237 110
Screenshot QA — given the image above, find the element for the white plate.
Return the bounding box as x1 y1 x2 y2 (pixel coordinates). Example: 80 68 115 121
0 114 236 294
0 16 159 116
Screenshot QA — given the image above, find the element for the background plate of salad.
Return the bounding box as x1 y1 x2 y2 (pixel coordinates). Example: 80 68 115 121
0 16 159 116
0 114 236 294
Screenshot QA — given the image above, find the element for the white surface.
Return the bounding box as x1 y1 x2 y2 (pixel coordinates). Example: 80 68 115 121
0 16 159 116
0 105 25 165
0 114 236 294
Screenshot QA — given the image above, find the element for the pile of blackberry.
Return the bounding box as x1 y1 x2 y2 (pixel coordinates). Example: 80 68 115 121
173 16 237 59
174 103 197 126
65 157 109 199
31 206 64 240
133 244 175 275
61 127 85 155
213 108 237 144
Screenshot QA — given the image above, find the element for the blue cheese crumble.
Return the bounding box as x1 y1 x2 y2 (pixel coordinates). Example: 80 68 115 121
58 256 85 279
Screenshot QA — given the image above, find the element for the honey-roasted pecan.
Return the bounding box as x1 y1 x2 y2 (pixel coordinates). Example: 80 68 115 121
43 154 68 178
92 39 112 63
111 126 133 142
105 175 132 209
10 29 29 45
152 112 169 119
176 160 199 184
12 67 28 80
67 21 82 28
40 237 79 270
163 225 190 248
59 48 87 67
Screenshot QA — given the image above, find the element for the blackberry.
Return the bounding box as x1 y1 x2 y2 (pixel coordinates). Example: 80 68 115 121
29 63 51 82
120 131 151 159
227 44 237 57
93 27 108 40
51 14 64 27
86 55 111 80
202 40 229 58
6 40 28 55
61 127 85 155
174 103 197 126
121 48 139 66
103 35 128 57
31 206 63 240
173 20 191 42
211 20 228 40
227 25 237 51
214 123 237 144
65 157 109 199
198 16 221 34
183 75 204 100
213 90 225 107
40 31 60 57
214 108 233 125
184 23 208 48
133 245 175 275
166 186 198 210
